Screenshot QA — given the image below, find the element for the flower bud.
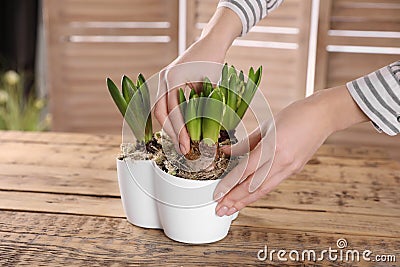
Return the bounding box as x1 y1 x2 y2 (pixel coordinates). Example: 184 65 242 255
4 70 20 86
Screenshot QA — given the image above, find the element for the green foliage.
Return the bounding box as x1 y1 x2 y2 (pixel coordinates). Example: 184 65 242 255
0 70 50 131
106 74 153 143
178 64 263 145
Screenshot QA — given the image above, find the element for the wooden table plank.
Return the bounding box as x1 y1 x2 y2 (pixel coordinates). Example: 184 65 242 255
0 164 120 196
0 164 398 218
0 211 398 266
0 130 121 146
0 142 119 170
0 190 398 238
295 164 400 186
0 140 398 173
0 191 124 218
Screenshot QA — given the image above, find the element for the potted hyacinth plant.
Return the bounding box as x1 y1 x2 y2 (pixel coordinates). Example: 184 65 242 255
107 74 163 228
154 64 262 180
107 64 262 243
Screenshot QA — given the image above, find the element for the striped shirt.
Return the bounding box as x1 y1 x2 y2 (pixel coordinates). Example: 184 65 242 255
218 0 400 136
218 0 284 36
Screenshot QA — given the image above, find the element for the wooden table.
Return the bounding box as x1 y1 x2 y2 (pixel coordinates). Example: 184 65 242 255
0 131 399 266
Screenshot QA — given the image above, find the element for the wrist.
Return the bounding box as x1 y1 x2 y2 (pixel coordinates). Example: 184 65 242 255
312 85 369 134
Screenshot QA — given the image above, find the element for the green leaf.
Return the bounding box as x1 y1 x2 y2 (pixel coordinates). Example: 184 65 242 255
107 78 127 116
136 73 153 143
122 75 136 104
178 87 187 116
203 77 213 97
239 70 244 83
221 63 229 87
202 88 224 145
228 65 236 78
253 66 262 86
186 93 201 141
235 66 262 121
248 67 255 82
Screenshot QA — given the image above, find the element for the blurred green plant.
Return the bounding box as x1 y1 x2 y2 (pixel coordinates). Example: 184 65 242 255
0 70 50 131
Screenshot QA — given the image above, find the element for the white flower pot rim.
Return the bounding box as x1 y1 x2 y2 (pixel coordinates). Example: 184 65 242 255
118 157 159 201
119 157 222 209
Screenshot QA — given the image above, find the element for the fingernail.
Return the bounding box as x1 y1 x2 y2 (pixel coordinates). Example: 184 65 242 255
213 191 224 201
220 146 230 153
179 143 188 155
227 207 237 216
249 183 259 193
216 206 228 217
174 144 182 155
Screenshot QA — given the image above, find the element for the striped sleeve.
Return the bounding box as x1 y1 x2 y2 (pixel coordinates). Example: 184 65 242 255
346 61 400 136
218 0 284 36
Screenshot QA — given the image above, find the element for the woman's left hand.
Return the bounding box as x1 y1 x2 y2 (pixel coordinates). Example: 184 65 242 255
214 86 368 217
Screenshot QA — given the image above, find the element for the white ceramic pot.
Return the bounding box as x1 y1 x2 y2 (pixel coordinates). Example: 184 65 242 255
153 162 236 244
116 158 161 228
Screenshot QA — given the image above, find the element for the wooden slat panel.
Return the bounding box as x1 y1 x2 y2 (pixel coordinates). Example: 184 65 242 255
327 35 400 48
187 0 312 113
326 53 399 87
55 0 173 22
43 0 179 134
315 0 400 154
331 0 400 31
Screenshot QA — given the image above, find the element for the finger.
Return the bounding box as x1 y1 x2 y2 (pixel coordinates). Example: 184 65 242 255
220 125 262 156
214 135 273 200
247 126 277 191
216 162 272 211
215 178 252 216
220 118 275 156
234 170 290 211
167 86 191 154
216 168 289 216
154 70 179 146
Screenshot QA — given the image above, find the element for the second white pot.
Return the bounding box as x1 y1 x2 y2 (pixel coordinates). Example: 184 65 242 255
153 163 236 244
117 158 161 228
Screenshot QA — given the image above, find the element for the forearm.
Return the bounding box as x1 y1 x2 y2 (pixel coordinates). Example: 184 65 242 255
311 85 369 135
199 8 242 54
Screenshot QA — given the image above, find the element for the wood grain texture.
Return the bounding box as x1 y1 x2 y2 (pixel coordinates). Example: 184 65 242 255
0 211 398 266
187 0 312 114
43 0 179 134
0 163 398 218
0 131 399 266
315 0 400 155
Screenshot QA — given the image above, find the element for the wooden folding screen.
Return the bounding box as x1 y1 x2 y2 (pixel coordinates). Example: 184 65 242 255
187 0 313 115
315 0 400 154
43 0 179 133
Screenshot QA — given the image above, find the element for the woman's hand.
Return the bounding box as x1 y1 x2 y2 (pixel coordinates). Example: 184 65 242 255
214 85 369 216
154 7 242 154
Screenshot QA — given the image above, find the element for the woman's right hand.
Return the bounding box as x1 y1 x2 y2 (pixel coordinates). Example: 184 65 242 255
154 7 242 154
154 37 226 154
